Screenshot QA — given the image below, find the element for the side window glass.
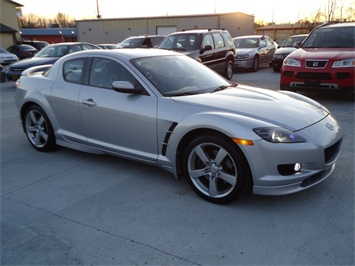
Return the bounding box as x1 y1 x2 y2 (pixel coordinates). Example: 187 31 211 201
259 39 267 47
63 58 86 84
89 58 144 90
212 33 225 48
82 44 96 50
68 45 82 53
202 34 214 49
266 37 274 46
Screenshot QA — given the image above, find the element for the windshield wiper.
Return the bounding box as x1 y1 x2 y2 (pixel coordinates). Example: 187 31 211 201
212 83 238 92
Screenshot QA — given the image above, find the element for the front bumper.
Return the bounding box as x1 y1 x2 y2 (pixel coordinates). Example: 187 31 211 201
234 58 253 68
240 114 343 196
280 67 355 92
271 59 283 69
5 70 22 81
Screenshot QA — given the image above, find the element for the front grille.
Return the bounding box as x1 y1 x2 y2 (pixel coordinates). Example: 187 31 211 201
324 139 342 164
283 71 293 77
296 72 332 80
336 72 351 80
306 60 328 68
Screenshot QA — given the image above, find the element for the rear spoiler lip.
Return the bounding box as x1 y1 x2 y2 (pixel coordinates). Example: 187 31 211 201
21 64 53 76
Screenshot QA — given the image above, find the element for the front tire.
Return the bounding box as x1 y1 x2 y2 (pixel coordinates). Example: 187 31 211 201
24 105 56 152
251 56 259 72
182 134 251 204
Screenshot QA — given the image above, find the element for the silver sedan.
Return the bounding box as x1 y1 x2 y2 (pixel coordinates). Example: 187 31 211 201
233 35 277 72
15 49 343 204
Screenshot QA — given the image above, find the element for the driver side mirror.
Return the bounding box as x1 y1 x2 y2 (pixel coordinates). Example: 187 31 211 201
293 41 302 48
200 44 212 54
112 81 143 94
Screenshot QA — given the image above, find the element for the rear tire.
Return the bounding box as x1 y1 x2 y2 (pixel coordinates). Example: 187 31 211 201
224 59 234 80
24 105 56 152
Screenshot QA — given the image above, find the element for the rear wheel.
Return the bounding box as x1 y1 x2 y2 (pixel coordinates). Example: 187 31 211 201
224 59 234 80
182 134 251 204
24 105 56 152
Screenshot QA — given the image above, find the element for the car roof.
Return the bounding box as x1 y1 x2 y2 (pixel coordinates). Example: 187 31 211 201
171 29 228 34
46 42 95 47
59 48 181 61
321 22 355 28
289 34 308 37
234 35 267 39
125 35 164 39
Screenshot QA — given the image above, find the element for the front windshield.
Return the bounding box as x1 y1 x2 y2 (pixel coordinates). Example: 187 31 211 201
234 38 259 48
34 45 69 58
119 38 143 48
302 26 355 48
0 47 9 53
131 55 230 96
282 36 306 47
159 34 202 51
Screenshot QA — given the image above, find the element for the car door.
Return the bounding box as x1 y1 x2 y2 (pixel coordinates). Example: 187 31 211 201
200 33 218 71
49 58 88 143
258 37 269 64
265 37 276 63
211 32 227 73
78 57 158 162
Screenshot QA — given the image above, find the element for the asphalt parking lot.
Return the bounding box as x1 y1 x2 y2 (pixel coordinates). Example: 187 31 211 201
1 67 354 265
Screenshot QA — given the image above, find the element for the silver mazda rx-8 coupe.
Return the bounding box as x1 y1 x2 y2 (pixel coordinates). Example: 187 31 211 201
15 49 343 204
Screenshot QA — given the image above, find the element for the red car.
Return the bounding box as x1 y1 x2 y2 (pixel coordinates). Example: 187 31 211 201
280 22 355 97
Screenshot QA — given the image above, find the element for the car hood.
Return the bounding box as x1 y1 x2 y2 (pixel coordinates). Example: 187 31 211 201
235 48 257 55
10 57 59 68
173 85 328 131
288 47 354 60
274 47 296 55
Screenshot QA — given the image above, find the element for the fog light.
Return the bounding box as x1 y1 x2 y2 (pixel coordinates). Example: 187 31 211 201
294 163 302 172
278 163 302 175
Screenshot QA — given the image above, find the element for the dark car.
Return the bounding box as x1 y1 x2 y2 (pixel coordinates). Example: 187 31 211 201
7 44 38 59
118 35 165 48
158 28 235 80
6 42 100 81
280 22 355 97
21 40 49 50
271 34 308 72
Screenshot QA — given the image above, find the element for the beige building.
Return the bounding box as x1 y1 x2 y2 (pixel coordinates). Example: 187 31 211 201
0 0 22 48
76 12 254 44
254 23 319 45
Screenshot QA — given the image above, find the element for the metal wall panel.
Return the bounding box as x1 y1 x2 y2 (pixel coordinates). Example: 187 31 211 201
76 12 255 44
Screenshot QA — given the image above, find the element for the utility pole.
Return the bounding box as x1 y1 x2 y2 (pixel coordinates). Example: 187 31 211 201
96 0 101 19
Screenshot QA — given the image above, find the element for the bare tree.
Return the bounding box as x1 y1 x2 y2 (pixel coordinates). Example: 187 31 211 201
55 13 70 28
344 1 355 21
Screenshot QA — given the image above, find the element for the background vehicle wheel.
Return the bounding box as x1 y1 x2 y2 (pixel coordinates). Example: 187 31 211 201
251 56 259 72
182 134 251 204
24 105 56 152
273 67 280 72
224 59 234 80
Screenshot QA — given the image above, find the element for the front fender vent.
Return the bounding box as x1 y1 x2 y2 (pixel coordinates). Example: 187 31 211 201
161 122 178 156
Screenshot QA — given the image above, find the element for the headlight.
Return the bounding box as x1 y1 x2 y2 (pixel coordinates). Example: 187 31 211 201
332 58 355 68
283 57 300 67
273 54 285 59
253 127 306 143
236 54 250 59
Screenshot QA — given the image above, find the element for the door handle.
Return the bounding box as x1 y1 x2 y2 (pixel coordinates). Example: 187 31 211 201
81 98 97 107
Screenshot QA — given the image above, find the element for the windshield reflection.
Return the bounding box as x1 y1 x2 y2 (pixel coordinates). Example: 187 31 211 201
132 55 230 96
